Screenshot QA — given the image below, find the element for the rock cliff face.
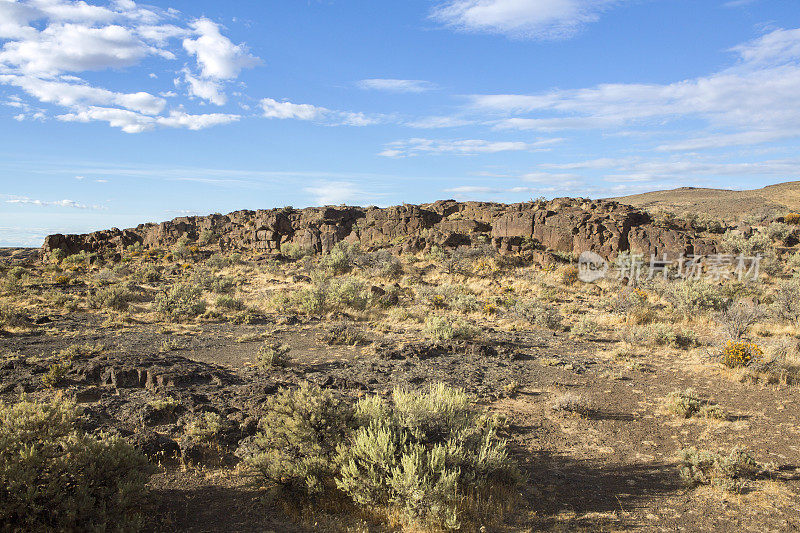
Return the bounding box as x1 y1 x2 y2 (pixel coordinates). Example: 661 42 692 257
41 198 717 260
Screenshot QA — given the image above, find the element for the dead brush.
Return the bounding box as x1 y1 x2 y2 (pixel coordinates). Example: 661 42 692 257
550 393 592 416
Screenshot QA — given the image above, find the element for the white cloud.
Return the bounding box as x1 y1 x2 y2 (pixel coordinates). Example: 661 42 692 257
379 137 559 157
0 22 164 76
303 181 374 205
260 97 381 126
466 27 800 150
431 0 626 40
56 106 239 133
182 70 226 105
0 1 256 129
182 18 259 80
0 74 165 114
357 78 435 93
4 194 103 209
261 97 327 120
406 115 475 128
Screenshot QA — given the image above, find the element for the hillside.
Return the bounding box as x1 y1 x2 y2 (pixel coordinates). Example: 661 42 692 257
611 181 800 222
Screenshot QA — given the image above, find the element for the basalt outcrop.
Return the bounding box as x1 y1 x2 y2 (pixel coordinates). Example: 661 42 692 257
41 198 718 260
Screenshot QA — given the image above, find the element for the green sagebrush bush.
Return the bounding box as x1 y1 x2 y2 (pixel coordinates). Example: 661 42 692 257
245 382 352 495
245 382 519 530
679 447 761 493
337 383 519 529
155 283 207 319
0 397 155 531
87 285 137 312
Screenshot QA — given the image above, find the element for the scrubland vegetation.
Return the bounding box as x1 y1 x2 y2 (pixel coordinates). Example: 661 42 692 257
3 215 800 530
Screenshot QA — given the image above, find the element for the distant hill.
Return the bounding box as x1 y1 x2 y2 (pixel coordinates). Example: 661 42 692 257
610 181 800 222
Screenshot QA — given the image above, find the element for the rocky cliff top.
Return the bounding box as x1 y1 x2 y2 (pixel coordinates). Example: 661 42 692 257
41 197 717 260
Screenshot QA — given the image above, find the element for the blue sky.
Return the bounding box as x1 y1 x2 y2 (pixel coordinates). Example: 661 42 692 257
1 0 799 246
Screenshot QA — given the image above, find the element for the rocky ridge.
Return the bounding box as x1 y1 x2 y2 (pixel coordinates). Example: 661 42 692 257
41 198 718 260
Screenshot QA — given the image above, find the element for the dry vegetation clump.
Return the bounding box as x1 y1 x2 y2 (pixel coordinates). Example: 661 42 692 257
256 342 292 368
679 447 765 493
321 322 368 345
662 389 726 419
0 397 154 530
245 382 519 530
422 315 477 341
155 283 207 319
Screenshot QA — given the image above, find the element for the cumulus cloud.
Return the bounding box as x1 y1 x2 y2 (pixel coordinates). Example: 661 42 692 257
357 78 435 93
0 0 257 130
379 137 560 157
431 0 626 40
183 19 259 80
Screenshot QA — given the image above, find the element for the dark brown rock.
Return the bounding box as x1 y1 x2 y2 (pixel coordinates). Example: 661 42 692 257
41 198 717 261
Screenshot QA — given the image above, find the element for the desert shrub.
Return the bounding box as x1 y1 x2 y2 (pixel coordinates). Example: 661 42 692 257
658 280 730 314
87 286 136 312
571 317 599 338
137 266 161 283
292 281 329 315
772 280 800 323
197 228 215 246
320 242 361 275
514 299 563 331
155 283 207 319
246 382 352 495
328 277 369 311
679 447 760 492
720 341 762 368
785 213 800 225
416 284 475 310
0 397 154 530
423 315 477 341
610 287 649 315
158 338 182 352
185 412 223 441
321 323 368 345
662 389 725 419
0 304 28 328
256 342 291 368
766 222 792 242
644 323 677 346
41 362 69 387
717 300 763 340
355 250 403 278
719 229 777 275
281 243 314 260
148 396 181 416
551 393 591 416
560 266 579 286
57 343 104 359
50 248 66 263
337 383 519 529
7 266 26 279
215 295 246 311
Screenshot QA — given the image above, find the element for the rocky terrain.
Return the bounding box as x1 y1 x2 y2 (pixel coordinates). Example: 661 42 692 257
40 198 719 262
4 196 800 531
